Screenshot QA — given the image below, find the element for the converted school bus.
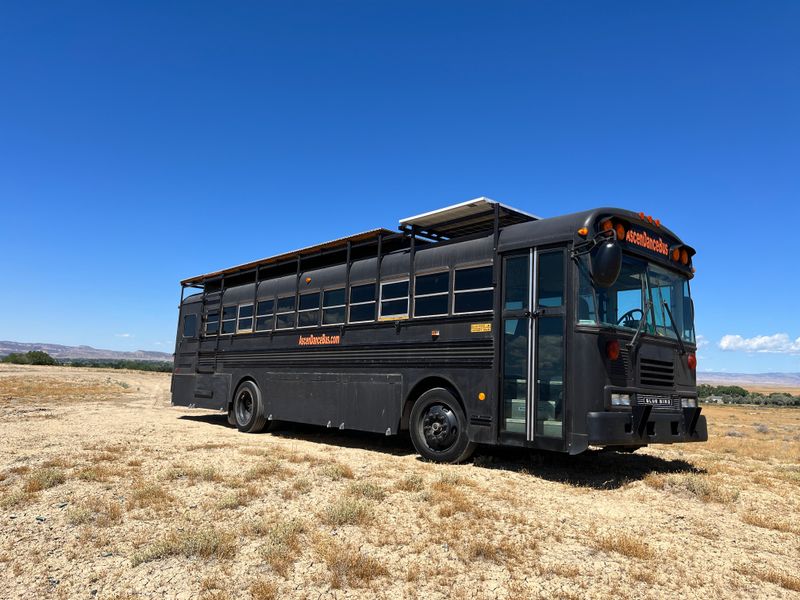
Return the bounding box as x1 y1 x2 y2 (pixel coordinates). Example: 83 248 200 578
172 198 707 463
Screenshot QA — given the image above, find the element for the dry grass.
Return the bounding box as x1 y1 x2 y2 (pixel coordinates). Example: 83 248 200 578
131 528 236 566
346 481 387 501
0 488 26 508
643 472 739 504
217 485 259 509
127 481 173 510
319 461 354 480
23 467 66 493
67 497 124 527
0 377 120 403
395 474 424 491
592 531 654 560
314 538 389 588
245 458 287 480
740 511 800 535
256 518 307 576
249 580 279 600
756 568 800 592
321 497 373 527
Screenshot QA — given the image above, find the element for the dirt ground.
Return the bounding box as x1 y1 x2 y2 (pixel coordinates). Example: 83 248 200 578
1 365 799 600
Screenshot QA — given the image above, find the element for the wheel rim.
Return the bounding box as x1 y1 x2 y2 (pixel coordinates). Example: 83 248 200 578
420 403 459 452
235 389 254 425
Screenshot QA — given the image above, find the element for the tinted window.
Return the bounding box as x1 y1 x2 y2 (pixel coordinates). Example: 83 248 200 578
504 256 529 310
255 316 272 331
298 310 319 327
455 290 493 313
276 296 295 312
276 313 295 329
238 304 253 318
350 284 375 303
455 266 492 291
222 306 237 320
415 295 448 316
257 299 274 315
538 251 564 307
349 303 376 323
381 299 408 317
205 312 219 335
183 314 197 337
322 306 346 325
299 292 320 310
323 288 345 307
416 272 449 295
382 280 409 300
221 320 236 334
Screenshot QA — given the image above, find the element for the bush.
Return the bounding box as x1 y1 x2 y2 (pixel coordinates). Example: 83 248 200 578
1 351 57 365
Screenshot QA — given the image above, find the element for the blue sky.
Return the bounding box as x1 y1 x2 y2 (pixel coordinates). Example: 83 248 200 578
1 1 798 373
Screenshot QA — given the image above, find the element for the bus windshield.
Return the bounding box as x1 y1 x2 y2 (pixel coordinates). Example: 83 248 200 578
577 254 696 344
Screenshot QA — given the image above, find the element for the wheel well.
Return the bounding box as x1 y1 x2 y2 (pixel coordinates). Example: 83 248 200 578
229 376 257 412
400 376 464 431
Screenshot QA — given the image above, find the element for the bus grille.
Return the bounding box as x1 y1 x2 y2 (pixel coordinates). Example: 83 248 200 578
639 357 675 387
608 346 631 386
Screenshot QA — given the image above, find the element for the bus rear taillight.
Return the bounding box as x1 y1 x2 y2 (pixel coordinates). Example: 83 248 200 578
687 353 697 370
606 340 620 361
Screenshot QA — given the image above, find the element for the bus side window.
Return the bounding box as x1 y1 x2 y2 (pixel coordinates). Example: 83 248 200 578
237 304 254 333
414 271 449 317
221 306 237 334
255 299 274 331
275 296 296 329
298 292 321 328
183 314 197 338
204 311 219 335
349 283 376 323
322 288 346 325
380 280 409 318
454 265 493 314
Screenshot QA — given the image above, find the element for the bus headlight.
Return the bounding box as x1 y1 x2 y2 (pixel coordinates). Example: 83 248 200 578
611 393 631 406
681 397 697 408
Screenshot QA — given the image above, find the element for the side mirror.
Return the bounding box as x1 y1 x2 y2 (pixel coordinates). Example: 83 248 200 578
590 238 622 288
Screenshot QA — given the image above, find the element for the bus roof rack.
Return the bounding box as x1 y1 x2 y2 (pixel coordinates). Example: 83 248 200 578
399 197 538 240
181 228 397 285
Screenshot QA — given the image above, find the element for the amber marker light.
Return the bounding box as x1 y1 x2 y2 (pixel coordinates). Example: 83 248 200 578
606 340 620 361
672 248 681 261
578 227 588 236
478 392 486 401
655 219 661 227
615 223 626 240
601 220 613 231
681 249 689 265
687 353 697 370
305 277 312 284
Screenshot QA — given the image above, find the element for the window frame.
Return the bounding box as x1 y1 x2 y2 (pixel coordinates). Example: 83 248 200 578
204 311 220 336
413 269 451 318
183 313 198 338
379 278 410 320
220 304 238 335
236 303 254 334
452 263 494 315
275 295 296 330
297 291 321 329
254 297 275 332
321 287 346 326
348 282 377 324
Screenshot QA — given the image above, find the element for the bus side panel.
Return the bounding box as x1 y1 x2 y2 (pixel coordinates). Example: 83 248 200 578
171 374 196 407
172 373 229 410
262 372 402 435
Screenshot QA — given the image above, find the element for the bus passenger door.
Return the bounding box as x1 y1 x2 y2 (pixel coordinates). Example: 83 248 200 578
501 248 566 445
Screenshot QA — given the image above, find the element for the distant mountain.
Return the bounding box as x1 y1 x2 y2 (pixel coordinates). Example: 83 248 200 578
698 371 800 388
0 341 173 362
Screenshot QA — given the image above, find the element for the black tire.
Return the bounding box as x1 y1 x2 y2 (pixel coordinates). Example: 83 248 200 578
409 388 475 463
233 380 267 433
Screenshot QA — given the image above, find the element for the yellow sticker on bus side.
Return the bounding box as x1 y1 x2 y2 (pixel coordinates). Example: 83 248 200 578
470 323 492 333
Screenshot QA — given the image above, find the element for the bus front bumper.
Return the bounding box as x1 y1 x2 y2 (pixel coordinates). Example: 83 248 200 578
586 406 708 446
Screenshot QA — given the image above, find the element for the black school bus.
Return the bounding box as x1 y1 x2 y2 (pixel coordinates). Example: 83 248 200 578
172 198 706 463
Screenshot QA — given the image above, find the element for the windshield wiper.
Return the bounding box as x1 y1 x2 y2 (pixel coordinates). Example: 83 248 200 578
626 298 651 353
661 301 687 355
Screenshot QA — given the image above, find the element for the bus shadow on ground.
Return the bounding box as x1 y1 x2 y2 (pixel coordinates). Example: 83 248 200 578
473 447 705 490
179 414 703 489
178 413 417 457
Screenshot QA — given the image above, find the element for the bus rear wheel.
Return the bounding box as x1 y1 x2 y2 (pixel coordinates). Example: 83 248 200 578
233 380 267 433
410 388 475 463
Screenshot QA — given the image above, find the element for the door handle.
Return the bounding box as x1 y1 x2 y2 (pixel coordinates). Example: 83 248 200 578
524 309 542 318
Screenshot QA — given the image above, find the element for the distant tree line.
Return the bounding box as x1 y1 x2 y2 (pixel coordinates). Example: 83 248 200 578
2 351 172 373
698 384 800 407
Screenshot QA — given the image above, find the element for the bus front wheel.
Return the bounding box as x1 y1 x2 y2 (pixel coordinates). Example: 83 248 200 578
410 388 475 463
232 380 267 433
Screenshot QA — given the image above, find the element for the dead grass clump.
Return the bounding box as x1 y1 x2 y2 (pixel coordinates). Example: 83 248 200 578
0 489 26 508
315 538 388 588
131 528 236 566
67 497 123 527
218 485 259 509
592 532 654 560
319 462 354 481
42 457 72 468
259 519 307 576
462 538 520 563
246 459 287 480
9 465 30 475
757 568 800 592
347 481 387 501
23 467 66 493
322 497 373 527
164 464 223 483
643 473 738 504
250 580 279 600
77 465 115 482
127 481 173 510
395 474 424 492
740 511 800 535
187 442 230 451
